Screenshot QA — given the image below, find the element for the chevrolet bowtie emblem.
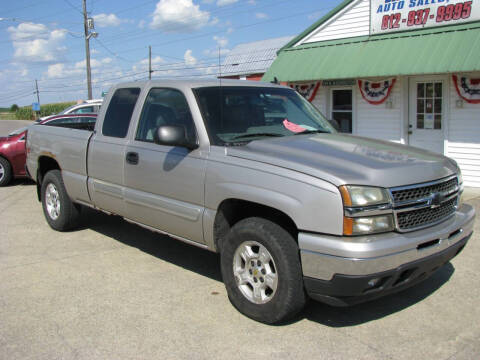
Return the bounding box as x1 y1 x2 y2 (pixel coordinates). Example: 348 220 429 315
428 192 444 209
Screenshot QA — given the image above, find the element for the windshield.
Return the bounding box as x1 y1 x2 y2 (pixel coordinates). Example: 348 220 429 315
194 86 335 146
8 127 28 137
58 104 79 115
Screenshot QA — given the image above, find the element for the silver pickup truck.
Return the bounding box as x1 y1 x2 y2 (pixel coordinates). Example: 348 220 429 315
26 80 475 324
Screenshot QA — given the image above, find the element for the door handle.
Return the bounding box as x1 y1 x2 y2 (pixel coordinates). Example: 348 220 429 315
126 152 139 165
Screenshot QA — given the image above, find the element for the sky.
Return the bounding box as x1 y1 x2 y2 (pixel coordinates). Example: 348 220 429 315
0 0 342 107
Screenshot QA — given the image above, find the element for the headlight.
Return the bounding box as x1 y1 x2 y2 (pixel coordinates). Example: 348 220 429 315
339 185 390 207
339 185 394 235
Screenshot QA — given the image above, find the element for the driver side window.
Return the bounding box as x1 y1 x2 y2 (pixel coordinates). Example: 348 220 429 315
136 88 197 143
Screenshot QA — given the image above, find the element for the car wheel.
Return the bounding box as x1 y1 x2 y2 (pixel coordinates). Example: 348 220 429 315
41 170 81 231
220 217 306 324
0 157 12 187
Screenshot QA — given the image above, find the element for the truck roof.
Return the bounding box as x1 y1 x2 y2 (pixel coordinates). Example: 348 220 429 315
108 79 287 91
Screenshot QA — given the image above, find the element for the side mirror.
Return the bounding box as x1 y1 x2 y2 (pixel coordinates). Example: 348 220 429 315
154 125 198 150
328 119 340 131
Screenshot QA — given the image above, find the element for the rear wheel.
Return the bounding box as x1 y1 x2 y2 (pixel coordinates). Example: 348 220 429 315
41 170 81 231
0 157 12 187
220 217 306 324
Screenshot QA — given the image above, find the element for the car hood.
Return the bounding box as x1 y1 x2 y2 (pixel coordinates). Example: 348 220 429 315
225 133 458 188
0 136 13 145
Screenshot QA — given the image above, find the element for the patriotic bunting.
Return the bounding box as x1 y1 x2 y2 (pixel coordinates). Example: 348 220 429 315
452 74 480 104
358 78 396 105
289 82 320 102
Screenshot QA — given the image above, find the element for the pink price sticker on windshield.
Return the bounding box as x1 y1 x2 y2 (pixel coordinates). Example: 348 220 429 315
283 119 306 133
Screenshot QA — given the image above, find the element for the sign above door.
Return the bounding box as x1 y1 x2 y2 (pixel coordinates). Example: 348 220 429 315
370 0 480 35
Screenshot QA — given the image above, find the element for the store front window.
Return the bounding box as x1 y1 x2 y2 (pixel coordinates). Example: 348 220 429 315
331 89 353 133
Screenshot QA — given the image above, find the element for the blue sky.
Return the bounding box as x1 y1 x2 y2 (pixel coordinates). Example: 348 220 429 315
0 0 342 107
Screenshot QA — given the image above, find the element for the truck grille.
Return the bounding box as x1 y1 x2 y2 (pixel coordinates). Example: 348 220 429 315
396 197 457 230
391 177 458 203
390 176 459 232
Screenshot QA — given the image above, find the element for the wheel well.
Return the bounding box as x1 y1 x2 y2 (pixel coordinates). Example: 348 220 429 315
0 155 11 165
213 199 298 252
36 156 61 201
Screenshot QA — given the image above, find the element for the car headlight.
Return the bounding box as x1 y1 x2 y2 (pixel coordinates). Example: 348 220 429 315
339 185 390 207
339 185 394 236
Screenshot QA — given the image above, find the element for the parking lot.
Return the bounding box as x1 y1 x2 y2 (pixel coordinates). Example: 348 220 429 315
0 123 479 360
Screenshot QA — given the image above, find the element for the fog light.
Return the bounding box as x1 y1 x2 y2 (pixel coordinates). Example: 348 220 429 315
368 278 381 287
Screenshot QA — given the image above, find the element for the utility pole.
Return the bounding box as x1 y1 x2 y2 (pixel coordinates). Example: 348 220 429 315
82 0 98 100
149 46 152 80
34 80 40 104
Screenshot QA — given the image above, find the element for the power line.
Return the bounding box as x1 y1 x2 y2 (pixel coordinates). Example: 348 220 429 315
62 0 84 15
99 0 287 46
93 38 138 63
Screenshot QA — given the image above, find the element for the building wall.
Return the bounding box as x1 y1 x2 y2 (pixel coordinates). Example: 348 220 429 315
446 72 480 187
298 0 370 45
355 77 404 143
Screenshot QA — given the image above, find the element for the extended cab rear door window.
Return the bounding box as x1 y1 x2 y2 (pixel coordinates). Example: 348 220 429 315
102 88 141 138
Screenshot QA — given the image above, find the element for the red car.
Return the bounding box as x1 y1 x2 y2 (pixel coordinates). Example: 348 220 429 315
0 114 97 186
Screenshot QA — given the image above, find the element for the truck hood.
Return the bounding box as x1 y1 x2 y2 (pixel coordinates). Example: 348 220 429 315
225 133 458 188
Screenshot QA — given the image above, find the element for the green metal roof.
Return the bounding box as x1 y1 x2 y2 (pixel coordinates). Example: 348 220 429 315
263 23 480 82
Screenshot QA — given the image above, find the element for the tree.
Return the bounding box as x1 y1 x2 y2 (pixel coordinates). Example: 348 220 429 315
10 104 19 112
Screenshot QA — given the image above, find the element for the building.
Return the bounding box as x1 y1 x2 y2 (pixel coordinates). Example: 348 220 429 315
263 0 480 187
219 36 293 81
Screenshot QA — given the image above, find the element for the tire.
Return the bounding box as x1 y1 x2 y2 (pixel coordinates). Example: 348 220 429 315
41 170 81 231
0 157 12 187
220 217 306 324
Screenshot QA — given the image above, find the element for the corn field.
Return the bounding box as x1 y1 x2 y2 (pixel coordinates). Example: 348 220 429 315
15 102 76 120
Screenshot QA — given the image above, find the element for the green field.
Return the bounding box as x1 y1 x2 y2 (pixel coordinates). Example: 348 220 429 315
0 112 16 120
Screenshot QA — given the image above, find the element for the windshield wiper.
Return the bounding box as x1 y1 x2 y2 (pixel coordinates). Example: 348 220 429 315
230 133 285 140
294 129 329 135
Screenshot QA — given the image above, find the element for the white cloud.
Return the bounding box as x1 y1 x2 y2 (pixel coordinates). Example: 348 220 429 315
216 0 238 6
213 35 228 48
132 56 165 72
203 48 230 57
7 23 67 63
46 58 114 79
184 49 197 66
255 12 268 19
93 13 128 28
150 0 210 33
138 19 146 28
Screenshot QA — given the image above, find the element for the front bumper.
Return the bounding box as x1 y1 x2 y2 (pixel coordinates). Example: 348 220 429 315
299 203 475 306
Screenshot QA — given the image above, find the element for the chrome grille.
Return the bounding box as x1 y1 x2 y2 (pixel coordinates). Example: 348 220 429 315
390 176 459 232
391 177 458 203
396 197 457 230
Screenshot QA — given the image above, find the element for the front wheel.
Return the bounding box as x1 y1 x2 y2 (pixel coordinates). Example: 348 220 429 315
41 170 81 231
0 157 12 187
220 217 306 324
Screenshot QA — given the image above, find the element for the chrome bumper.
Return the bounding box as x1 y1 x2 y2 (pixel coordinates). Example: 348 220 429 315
299 204 475 281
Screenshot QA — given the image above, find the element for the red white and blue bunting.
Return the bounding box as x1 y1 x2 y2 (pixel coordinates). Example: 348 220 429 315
453 74 480 104
358 78 396 105
289 82 320 102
